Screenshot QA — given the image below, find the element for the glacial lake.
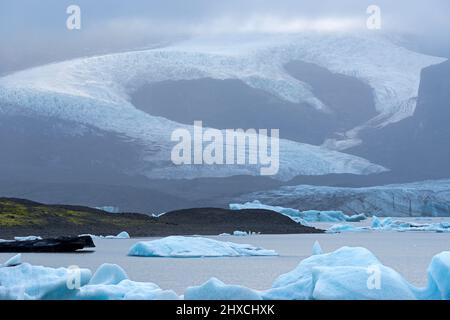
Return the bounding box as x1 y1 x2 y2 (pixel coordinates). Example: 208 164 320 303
1 224 449 294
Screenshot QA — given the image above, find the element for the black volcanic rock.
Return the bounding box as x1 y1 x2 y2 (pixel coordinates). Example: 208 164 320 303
0 236 95 253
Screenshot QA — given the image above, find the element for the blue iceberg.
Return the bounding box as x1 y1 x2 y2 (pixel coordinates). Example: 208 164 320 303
128 236 278 258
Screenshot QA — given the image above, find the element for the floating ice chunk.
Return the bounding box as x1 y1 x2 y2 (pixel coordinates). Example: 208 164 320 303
264 247 382 300
2 254 22 267
425 252 450 300
14 236 42 241
0 263 92 300
78 264 179 300
80 231 131 239
311 265 416 300
185 278 262 300
105 231 130 239
327 224 370 233
77 279 179 300
345 213 368 222
312 241 323 255
232 231 259 236
128 236 278 258
88 264 128 286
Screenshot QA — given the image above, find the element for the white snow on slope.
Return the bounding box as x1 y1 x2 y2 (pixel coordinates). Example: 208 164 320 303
128 236 278 258
0 33 399 180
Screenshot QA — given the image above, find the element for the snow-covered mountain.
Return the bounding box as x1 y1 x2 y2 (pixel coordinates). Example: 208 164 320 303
1 32 443 150
0 32 445 183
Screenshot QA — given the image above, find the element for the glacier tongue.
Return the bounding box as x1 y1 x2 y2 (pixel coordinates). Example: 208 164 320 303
1 32 440 179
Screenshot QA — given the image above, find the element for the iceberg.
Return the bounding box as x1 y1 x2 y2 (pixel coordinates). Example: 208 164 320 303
232 231 260 236
270 247 450 300
181 245 450 300
327 224 371 233
80 231 131 239
230 201 367 223
0 261 92 300
77 264 179 300
128 236 278 258
425 252 450 300
185 278 262 300
14 236 43 241
0 256 178 300
312 241 323 255
1 254 22 267
110 231 130 239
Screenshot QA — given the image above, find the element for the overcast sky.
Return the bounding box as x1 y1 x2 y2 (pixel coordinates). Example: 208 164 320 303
1 0 449 74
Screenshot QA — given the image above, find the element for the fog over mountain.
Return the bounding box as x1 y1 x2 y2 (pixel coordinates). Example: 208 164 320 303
1 0 449 74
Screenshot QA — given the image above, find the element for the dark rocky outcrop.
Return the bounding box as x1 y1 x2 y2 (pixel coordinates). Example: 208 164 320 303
0 198 323 239
0 236 95 253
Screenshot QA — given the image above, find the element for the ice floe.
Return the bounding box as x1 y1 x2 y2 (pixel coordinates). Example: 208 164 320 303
14 236 43 241
128 236 278 258
230 200 367 224
185 278 262 300
76 264 179 300
80 231 131 239
185 245 450 300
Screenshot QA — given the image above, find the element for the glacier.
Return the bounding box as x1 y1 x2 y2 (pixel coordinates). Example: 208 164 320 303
2 32 442 179
127 236 278 258
327 217 450 233
230 200 367 223
371 217 450 233
237 180 450 217
2 245 450 300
